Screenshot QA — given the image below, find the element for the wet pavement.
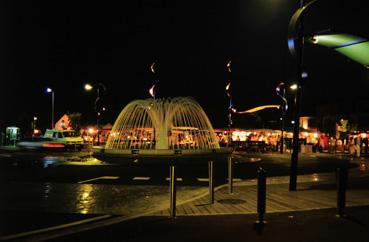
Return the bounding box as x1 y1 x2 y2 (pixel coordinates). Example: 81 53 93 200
0 149 368 241
49 206 369 242
0 182 207 215
2 158 369 241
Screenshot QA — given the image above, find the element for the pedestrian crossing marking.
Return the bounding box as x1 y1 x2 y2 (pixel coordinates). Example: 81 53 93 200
165 177 183 181
133 177 151 181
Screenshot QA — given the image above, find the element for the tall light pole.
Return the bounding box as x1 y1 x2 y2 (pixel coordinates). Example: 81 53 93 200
276 82 288 154
287 0 315 191
32 116 38 136
85 82 106 146
46 87 55 129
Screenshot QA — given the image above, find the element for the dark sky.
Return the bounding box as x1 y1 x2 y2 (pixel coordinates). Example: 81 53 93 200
1 1 368 131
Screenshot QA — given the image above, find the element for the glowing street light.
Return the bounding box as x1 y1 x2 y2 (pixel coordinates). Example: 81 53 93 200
32 116 38 135
84 83 93 91
84 82 106 146
45 87 55 129
290 83 299 91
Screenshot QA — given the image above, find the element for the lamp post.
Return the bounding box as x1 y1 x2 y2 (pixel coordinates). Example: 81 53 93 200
289 82 301 191
276 82 288 154
46 87 55 129
32 116 38 136
85 82 106 146
287 0 316 191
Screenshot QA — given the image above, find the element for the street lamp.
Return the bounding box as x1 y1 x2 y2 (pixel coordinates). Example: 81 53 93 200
46 87 55 129
287 0 316 191
84 83 93 91
276 82 288 154
289 83 298 91
85 82 106 146
32 116 38 136
289 81 302 190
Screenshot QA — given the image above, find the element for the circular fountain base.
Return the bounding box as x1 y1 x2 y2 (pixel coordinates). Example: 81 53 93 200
92 147 233 164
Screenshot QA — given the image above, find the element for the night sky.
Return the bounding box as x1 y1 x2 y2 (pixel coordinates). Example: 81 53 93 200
1 1 368 132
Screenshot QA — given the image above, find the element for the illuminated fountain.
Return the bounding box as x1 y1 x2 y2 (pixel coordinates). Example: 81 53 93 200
93 97 230 162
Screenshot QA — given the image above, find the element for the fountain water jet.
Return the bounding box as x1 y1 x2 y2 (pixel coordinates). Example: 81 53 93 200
93 97 229 162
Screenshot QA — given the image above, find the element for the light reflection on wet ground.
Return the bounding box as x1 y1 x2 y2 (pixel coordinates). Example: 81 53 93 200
0 182 207 216
43 156 62 168
0 152 104 168
312 173 319 182
77 184 94 214
359 162 368 171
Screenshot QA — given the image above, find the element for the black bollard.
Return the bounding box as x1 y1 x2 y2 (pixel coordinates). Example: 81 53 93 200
256 167 267 224
228 155 233 194
169 164 176 218
336 167 348 218
208 161 214 204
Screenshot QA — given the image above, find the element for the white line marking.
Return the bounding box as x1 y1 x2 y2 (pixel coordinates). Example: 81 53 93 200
77 176 119 184
197 178 209 182
133 177 151 181
165 177 183 181
0 215 111 241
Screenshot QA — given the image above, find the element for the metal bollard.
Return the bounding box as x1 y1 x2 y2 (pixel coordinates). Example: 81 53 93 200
209 160 214 204
228 155 233 194
256 167 266 224
336 167 348 218
169 164 177 218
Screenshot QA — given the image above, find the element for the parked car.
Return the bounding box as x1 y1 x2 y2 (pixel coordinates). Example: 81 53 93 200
17 137 66 151
43 129 84 151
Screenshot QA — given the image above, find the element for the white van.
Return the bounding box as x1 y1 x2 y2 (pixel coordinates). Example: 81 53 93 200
44 129 84 150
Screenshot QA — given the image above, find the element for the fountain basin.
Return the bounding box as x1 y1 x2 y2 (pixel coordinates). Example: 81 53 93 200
92 146 232 164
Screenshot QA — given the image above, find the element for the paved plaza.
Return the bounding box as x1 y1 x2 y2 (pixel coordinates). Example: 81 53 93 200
1 153 369 241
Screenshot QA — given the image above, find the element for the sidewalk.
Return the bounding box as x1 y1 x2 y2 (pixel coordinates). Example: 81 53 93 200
53 206 369 242
49 164 369 242
153 164 369 216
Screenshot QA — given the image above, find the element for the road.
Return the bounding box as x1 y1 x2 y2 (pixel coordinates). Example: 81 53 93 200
0 149 354 184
